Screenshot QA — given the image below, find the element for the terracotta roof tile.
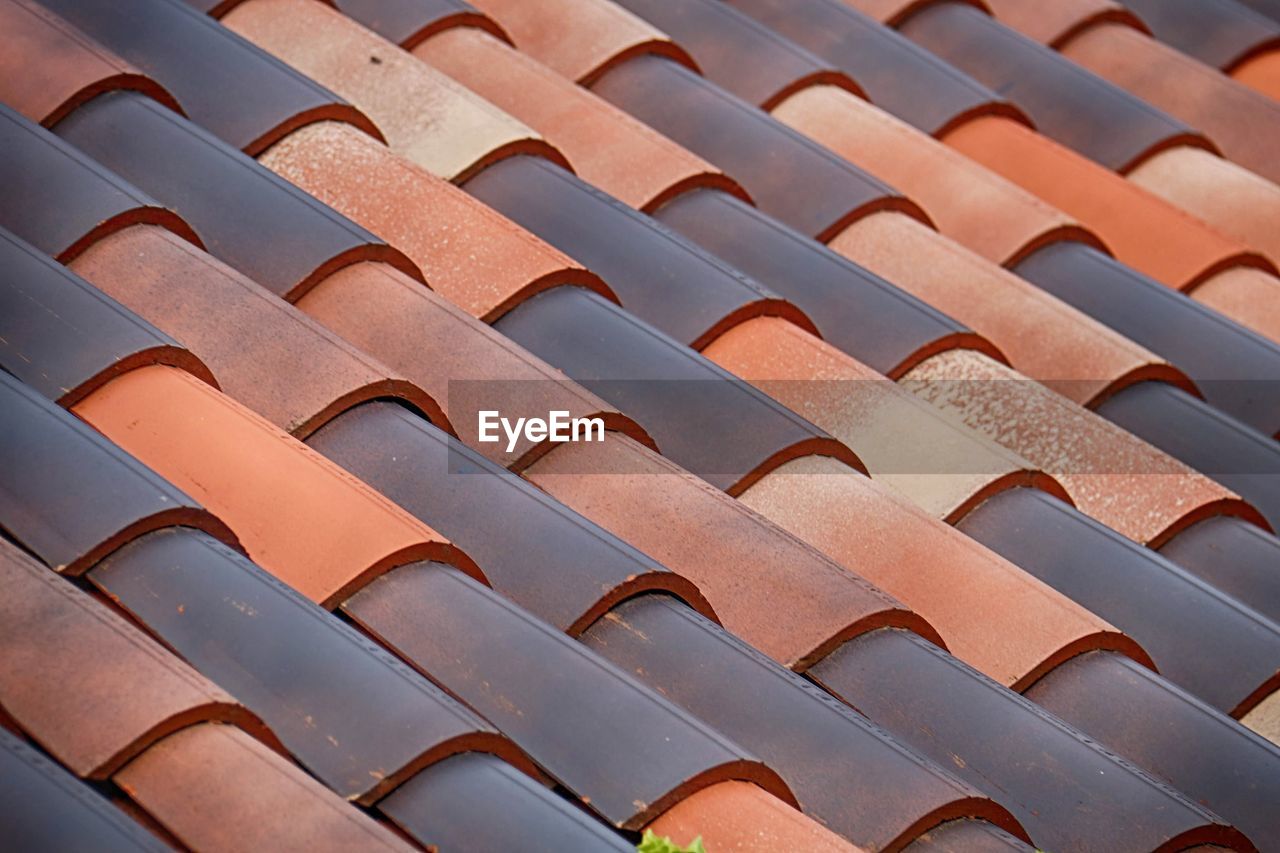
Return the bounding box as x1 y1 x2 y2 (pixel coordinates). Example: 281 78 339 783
0 372 236 575
113 723 413 851
305 401 712 635
1119 0 1280 72
344 561 795 830
378 752 633 851
982 0 1147 48
38 0 381 154
1231 47 1280 98
0 727 169 852
583 595 1025 848
1158 517 1280 628
0 537 268 779
72 365 478 608
905 819 1033 851
810 629 1250 851
326 0 510 49
1189 267 1280 345
222 0 565 181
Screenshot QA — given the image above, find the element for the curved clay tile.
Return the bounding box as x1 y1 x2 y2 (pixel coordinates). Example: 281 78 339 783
0 729 169 853
260 121 608 320
983 0 1147 48
1128 146 1280 270
38 0 380 155
222 0 564 182
738 454 1141 690
903 348 1262 546
1014 242 1280 437
897 2 1213 173
493 286 865 494
653 190 998 377
810 630 1250 851
526 433 938 670
413 25 740 211
828 213 1184 406
306 402 712 635
1060 23 1280 187
54 93 419 300
72 365 478 608
704 318 1064 523
1120 0 1280 72
1236 0 1280 25
943 116 1273 289
296 262 649 467
0 373 236 576
583 596 1026 849
1159 517 1280 628
0 0 182 127
0 229 213 406
591 55 927 241
0 538 267 780
467 0 698 84
723 0 1028 136
957 488 1280 717
647 781 865 853
1189 267 1280 345
1027 651 1280 844
380 753 632 850
609 0 864 109
772 86 1102 266
114 724 412 851
905 820 1032 851
90 527 532 805
328 0 511 49
1242 690 1280 745
1232 48 1280 98
465 155 813 348
0 105 198 262
343 562 795 830
69 226 447 438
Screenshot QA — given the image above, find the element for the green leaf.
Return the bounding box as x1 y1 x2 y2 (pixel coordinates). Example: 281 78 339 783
637 828 708 853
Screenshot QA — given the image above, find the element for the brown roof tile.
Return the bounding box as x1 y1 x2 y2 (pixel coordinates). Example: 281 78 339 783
0 537 267 779
327 0 510 49
1120 0 1280 71
1189 267 1280 345
344 561 795 830
1158 517 1280 629
1232 47 1280 98
905 819 1033 852
72 365 478 608
982 0 1146 48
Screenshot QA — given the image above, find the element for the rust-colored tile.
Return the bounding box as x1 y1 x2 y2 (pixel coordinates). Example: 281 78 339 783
903 348 1260 546
957 487 1280 717
0 372 236 576
328 0 510 48
464 155 814 349
943 115 1273 289
1232 48 1280 99
298 261 649 466
115 723 412 851
493 285 863 494
1027 650 1280 844
828 212 1183 407
468 0 697 83
647 781 866 852
654 190 999 377
69 225 447 438
1159 516 1280 628
344 562 795 830
1241 690 1280 745
0 228 212 406
0 728 170 852
0 0 181 127
90 527 530 804
223 0 564 182
590 54 926 241
1060 22 1280 187
54 92 420 300
738 454 1142 690
773 85 1098 266
983 0 1146 47
704 317 1064 522
526 433 938 669
0 104 198 262
725 0 1028 136
39 0 381 155
810 630 1249 851
1120 0 1280 71
306 401 712 635
585 596 1026 849
1128 145 1280 269
906 819 1033 852
897 1 1212 172
414 24 738 210
1189 266 1280 345
380 753 633 851
72 365 477 608
260 121 609 319
0 538 264 780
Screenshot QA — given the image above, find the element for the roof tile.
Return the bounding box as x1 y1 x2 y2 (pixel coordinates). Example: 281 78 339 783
905 819 1033 851
1119 0 1280 71
327 0 510 49
982 0 1146 47
1189 266 1280 345
1158 517 1280 628
1232 47 1280 98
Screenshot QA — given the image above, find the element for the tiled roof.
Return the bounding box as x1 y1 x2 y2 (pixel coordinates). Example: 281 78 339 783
2 0 1280 850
